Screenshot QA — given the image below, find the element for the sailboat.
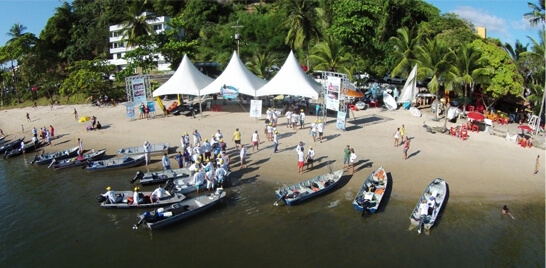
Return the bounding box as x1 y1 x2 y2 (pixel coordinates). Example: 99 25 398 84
397 64 418 108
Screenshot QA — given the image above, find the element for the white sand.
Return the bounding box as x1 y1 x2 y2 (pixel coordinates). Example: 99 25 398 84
1 101 544 201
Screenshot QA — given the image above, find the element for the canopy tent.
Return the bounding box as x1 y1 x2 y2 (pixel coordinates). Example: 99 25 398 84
152 54 214 97
397 64 418 104
256 51 322 99
200 51 267 97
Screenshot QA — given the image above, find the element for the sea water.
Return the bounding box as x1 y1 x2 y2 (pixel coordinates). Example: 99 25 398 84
0 156 543 266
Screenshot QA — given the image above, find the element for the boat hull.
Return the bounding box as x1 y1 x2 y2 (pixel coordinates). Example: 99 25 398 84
117 143 169 156
85 155 145 171
352 167 388 214
409 178 447 232
33 146 80 165
274 169 344 206
51 150 106 170
100 191 186 209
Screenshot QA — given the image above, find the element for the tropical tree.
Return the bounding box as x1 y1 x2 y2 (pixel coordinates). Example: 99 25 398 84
309 35 353 75
276 0 321 69
120 1 156 47
524 0 545 130
416 38 456 122
245 51 278 80
59 59 114 102
521 31 545 115
454 43 490 112
389 27 421 78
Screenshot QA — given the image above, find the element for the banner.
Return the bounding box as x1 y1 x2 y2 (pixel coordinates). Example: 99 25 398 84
326 76 341 111
336 111 346 130
131 78 147 105
221 85 239 100
146 101 156 113
125 103 135 119
250 100 262 118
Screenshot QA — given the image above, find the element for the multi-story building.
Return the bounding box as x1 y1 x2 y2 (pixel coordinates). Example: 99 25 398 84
108 12 173 72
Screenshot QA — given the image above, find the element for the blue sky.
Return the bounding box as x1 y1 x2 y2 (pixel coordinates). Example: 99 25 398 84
426 0 542 46
0 0 542 47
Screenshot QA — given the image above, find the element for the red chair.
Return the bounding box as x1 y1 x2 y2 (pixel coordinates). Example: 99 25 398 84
211 104 217 112
369 101 377 108
216 105 223 112
467 105 475 112
460 130 468 140
450 127 457 137
470 123 479 132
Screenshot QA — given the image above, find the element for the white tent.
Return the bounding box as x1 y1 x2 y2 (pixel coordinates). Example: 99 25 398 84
256 51 322 99
397 64 418 104
152 54 214 97
200 51 267 97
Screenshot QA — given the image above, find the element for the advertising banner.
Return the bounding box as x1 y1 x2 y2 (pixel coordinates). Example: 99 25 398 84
131 78 147 105
250 100 262 118
326 76 341 111
221 85 239 100
125 103 135 119
336 111 346 130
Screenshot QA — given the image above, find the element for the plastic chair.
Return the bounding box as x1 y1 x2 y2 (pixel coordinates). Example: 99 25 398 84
460 130 468 140
369 101 377 108
216 105 223 112
467 105 474 112
211 104 218 112
450 127 457 137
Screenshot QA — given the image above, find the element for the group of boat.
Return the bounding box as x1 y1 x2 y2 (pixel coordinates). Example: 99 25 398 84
274 165 448 234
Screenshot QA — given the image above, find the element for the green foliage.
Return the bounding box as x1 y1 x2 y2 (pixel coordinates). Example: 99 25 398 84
309 35 353 75
418 13 478 51
59 59 114 100
389 27 421 78
471 39 524 101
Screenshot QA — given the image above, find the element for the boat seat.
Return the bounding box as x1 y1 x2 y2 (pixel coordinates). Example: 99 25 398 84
195 200 205 207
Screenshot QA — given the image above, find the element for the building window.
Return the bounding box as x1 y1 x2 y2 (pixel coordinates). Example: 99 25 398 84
117 53 122 59
153 24 162 31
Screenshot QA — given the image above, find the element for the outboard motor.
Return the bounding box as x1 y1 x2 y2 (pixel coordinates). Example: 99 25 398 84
130 170 144 184
164 178 175 195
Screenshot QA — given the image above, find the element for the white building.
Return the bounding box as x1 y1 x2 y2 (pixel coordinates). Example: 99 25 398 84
108 12 174 72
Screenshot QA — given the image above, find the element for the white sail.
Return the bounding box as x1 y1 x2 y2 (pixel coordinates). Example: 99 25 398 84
397 64 418 104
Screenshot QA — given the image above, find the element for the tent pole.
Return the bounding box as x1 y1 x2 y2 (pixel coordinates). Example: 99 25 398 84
198 90 203 119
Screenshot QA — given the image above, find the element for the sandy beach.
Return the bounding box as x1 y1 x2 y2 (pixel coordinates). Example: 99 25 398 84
1 100 544 202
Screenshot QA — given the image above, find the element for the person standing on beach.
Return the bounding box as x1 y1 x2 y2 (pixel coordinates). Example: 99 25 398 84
251 130 260 152
400 125 405 141
299 109 306 129
403 136 410 160
174 151 183 168
349 148 357 174
49 125 54 137
317 120 324 143
297 147 305 173
311 120 318 142
306 146 315 170
26 112 31 122
73 108 78 120
343 145 351 169
534 155 540 174
239 145 247 169
394 128 401 147
193 129 202 147
232 128 241 150
273 130 279 153
162 153 171 171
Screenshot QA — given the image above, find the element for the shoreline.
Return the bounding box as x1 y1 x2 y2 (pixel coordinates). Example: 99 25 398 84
1 101 544 202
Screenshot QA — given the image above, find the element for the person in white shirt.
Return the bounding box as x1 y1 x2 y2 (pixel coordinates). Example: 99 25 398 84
296 141 304 154
239 146 247 169
193 129 202 147
306 146 315 170
205 161 215 191
202 139 212 160
192 168 205 193
132 187 142 206
285 110 293 128
102 186 117 204
272 108 279 124
349 148 357 174
317 120 325 143
291 113 299 130
215 164 228 188
251 131 260 152
297 147 305 173
266 108 272 123
143 141 151 165
161 153 171 170
215 129 223 140
419 199 428 217
266 123 273 141
150 185 167 203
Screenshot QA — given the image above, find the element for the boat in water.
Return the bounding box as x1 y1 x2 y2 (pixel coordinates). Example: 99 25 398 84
274 168 344 206
4 140 44 159
409 178 448 234
352 166 388 215
133 189 226 230
31 146 79 165
0 137 24 154
49 149 106 170
117 142 169 156
85 154 146 171
97 189 186 209
131 168 191 185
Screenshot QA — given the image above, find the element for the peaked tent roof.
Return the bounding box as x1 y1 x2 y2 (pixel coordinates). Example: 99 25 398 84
397 64 418 104
256 51 322 99
200 51 267 97
152 54 214 97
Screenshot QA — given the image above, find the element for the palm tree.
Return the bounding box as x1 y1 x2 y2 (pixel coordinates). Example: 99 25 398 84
120 1 156 47
276 0 321 70
309 35 353 75
524 0 545 132
454 43 490 112
245 51 278 80
389 27 421 77
416 38 456 122
5 23 27 45
521 31 545 117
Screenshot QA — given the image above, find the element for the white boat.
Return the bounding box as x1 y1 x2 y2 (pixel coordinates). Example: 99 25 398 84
131 168 191 185
352 167 388 215
410 107 422 117
117 142 169 156
274 168 344 206
383 92 397 110
409 178 448 234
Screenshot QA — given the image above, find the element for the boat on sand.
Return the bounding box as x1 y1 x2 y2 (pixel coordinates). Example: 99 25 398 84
352 167 388 215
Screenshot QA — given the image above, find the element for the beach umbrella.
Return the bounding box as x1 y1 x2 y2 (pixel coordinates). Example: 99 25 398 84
78 116 91 123
273 94 285 100
466 112 485 122
344 89 364 98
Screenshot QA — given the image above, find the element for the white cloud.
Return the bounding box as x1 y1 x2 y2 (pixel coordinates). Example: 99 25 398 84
450 6 510 39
